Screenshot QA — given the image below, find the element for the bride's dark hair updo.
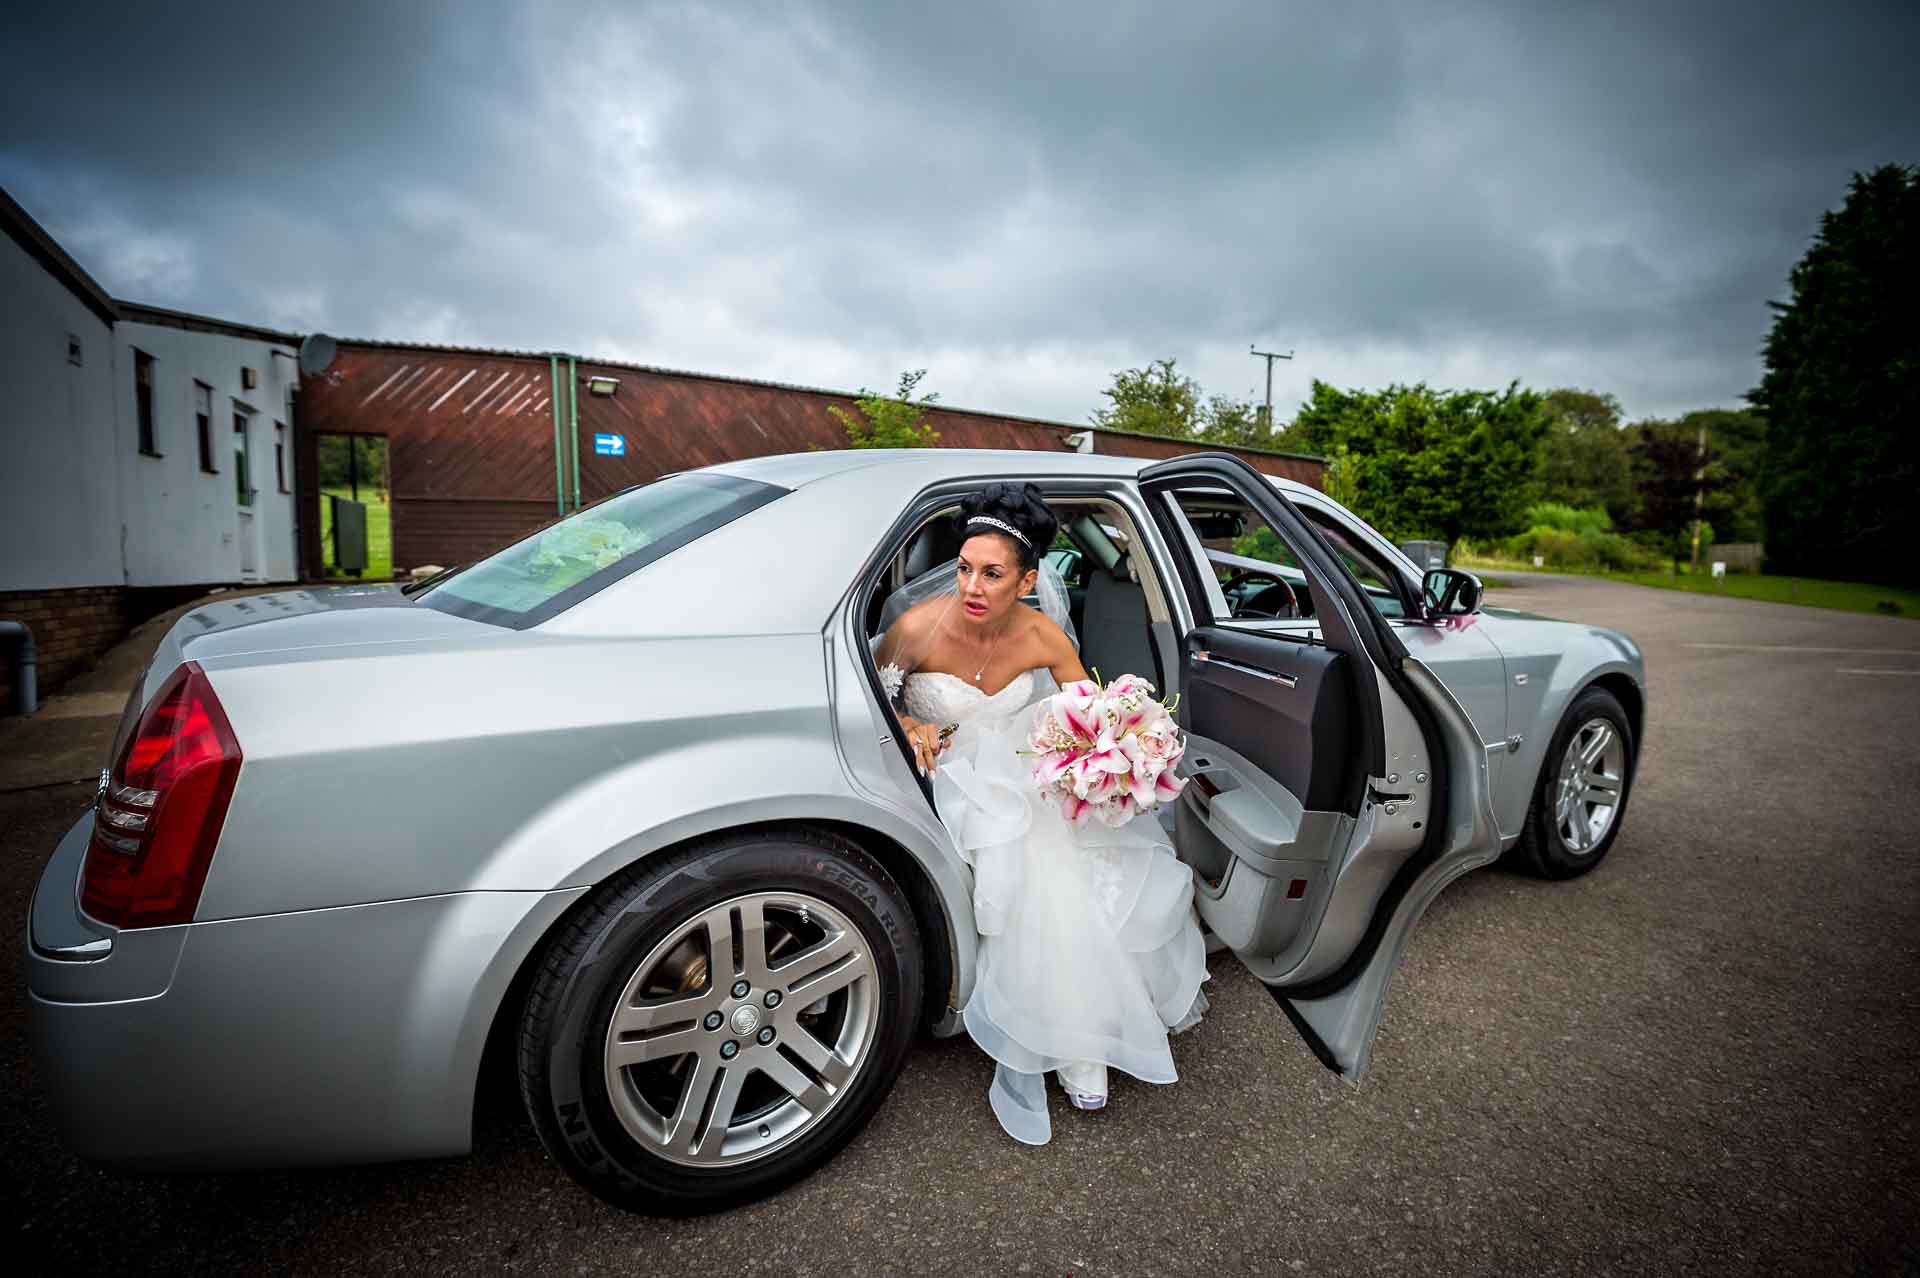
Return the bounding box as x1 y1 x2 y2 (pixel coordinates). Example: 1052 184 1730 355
951 482 1059 571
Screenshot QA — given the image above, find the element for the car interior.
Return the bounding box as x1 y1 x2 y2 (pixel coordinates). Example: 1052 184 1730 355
864 496 1173 694
863 483 1392 978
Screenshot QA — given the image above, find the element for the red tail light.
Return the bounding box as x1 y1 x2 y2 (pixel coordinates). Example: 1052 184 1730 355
81 661 242 929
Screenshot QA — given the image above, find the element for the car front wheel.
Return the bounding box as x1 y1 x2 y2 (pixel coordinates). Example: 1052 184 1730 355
1511 686 1636 880
518 829 922 1214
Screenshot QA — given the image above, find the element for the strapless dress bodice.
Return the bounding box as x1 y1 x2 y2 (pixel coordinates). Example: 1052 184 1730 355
901 669 1039 726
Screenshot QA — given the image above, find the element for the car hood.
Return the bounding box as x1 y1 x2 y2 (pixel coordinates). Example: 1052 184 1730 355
1478 606 1643 668
1480 604 1560 624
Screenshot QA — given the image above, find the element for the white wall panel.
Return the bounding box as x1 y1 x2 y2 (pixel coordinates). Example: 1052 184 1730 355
113 321 300 586
0 234 121 590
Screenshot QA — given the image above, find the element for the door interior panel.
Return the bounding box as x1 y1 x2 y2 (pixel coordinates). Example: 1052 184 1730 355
1174 625 1364 963
1183 626 1357 814
1174 733 1348 961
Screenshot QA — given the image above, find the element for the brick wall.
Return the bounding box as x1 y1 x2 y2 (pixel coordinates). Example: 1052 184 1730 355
0 586 129 713
394 496 555 574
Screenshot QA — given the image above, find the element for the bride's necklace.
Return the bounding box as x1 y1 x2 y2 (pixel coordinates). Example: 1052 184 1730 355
956 608 1010 683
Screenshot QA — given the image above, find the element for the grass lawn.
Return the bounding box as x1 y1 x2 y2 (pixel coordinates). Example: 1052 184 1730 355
318 486 394 581
1606 569 1918 617
1459 552 1917 619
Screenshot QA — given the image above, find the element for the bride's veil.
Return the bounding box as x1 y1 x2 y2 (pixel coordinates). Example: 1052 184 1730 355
873 556 1078 703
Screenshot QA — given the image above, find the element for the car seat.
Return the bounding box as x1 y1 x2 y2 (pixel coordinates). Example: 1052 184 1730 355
1078 553 1158 685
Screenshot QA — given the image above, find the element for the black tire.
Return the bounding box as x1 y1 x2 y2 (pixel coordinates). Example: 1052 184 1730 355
517 828 922 1215
1509 686 1636 880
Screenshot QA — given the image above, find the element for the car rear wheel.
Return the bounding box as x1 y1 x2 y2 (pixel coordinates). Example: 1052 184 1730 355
1510 686 1636 880
518 829 922 1214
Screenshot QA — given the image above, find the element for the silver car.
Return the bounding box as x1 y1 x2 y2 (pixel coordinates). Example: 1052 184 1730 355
28 449 1644 1213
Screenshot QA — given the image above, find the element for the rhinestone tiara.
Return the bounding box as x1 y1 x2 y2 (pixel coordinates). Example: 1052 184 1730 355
965 515 1031 547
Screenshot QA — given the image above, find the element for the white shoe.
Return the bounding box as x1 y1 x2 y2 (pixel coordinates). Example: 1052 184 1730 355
1057 1060 1108 1111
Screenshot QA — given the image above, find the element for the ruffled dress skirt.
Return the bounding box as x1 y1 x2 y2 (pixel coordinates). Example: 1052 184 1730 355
931 707 1209 1144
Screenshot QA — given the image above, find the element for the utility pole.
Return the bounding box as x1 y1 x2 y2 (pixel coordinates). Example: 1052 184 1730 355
1250 345 1294 434
1688 420 1708 572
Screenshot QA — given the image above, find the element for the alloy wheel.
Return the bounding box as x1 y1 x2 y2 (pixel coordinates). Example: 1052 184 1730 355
1553 717 1627 856
602 892 879 1167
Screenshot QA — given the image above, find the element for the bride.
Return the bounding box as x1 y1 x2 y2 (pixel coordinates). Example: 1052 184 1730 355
874 482 1208 1144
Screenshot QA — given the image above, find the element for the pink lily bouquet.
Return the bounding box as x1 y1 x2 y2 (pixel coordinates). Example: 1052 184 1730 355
1027 672 1188 828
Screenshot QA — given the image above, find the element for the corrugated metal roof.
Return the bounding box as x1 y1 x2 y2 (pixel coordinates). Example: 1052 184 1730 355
296 342 1328 576
330 337 1324 463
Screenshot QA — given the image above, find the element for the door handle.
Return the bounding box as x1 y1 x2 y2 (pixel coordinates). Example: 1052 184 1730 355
1194 651 1297 688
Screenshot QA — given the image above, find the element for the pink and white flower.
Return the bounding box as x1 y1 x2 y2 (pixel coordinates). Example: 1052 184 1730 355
1025 671 1187 829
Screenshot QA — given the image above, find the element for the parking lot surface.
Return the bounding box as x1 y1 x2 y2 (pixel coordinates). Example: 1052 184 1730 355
4 573 1916 1275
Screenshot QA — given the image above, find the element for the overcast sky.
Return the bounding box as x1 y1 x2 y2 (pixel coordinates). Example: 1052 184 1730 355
4 1 1915 426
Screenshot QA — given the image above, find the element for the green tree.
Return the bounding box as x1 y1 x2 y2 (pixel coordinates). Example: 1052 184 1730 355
1752 163 1919 586
1194 393 1271 447
1287 380 1549 544
315 434 388 492
1091 358 1203 440
1680 408 1767 544
1628 420 1727 569
830 368 942 448
1539 388 1635 523
1320 442 1363 507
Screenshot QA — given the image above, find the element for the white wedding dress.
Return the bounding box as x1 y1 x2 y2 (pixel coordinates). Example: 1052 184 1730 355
902 667 1209 1144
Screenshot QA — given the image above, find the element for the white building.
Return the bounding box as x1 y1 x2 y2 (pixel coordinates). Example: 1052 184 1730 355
110 303 302 586
0 187 301 706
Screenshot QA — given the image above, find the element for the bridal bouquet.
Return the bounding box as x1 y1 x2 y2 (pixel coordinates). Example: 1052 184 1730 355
526 517 654 585
1027 672 1187 828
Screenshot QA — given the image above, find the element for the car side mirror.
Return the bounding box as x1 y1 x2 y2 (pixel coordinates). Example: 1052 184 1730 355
1423 568 1483 618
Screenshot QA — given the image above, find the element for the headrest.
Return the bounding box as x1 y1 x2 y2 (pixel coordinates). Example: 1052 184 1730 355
903 522 962 579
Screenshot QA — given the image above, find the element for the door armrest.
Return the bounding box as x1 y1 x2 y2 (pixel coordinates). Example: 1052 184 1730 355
1209 787 1302 863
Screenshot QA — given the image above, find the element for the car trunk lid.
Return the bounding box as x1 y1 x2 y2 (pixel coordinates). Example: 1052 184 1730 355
129 585 504 717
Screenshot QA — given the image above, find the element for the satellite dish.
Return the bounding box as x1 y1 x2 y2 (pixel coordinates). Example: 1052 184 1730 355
298 332 338 376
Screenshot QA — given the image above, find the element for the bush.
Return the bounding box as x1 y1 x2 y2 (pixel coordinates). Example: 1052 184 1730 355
829 369 941 449
1513 526 1595 567
1592 531 1664 572
1496 521 1665 572
1525 502 1614 536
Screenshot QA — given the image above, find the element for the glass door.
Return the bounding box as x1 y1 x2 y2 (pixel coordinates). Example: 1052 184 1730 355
233 405 259 579
315 434 393 579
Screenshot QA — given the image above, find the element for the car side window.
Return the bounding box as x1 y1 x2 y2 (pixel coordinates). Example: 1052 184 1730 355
1044 545 1088 589
1160 490 1315 626
1301 508 1409 620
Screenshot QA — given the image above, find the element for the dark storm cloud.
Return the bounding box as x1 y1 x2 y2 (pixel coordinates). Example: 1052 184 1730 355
4 0 1916 422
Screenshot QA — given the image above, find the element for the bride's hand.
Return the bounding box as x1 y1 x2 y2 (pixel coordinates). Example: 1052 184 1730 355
902 718 947 776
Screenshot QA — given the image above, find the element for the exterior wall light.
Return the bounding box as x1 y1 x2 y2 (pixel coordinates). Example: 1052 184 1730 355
587 376 620 396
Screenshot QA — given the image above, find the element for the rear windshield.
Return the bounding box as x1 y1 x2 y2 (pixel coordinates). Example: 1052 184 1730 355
417 472 785 628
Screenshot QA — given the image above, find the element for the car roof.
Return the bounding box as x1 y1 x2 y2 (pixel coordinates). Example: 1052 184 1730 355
706 447 1321 500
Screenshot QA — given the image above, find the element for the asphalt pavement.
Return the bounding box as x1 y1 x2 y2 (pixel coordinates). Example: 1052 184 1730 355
3 574 1917 1275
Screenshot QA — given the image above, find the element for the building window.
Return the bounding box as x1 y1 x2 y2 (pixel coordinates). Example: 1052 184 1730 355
275 422 289 492
135 349 158 456
233 408 253 507
66 333 83 366
195 382 216 473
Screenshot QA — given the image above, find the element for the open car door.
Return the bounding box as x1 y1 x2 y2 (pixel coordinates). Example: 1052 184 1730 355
1137 455 1501 1077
